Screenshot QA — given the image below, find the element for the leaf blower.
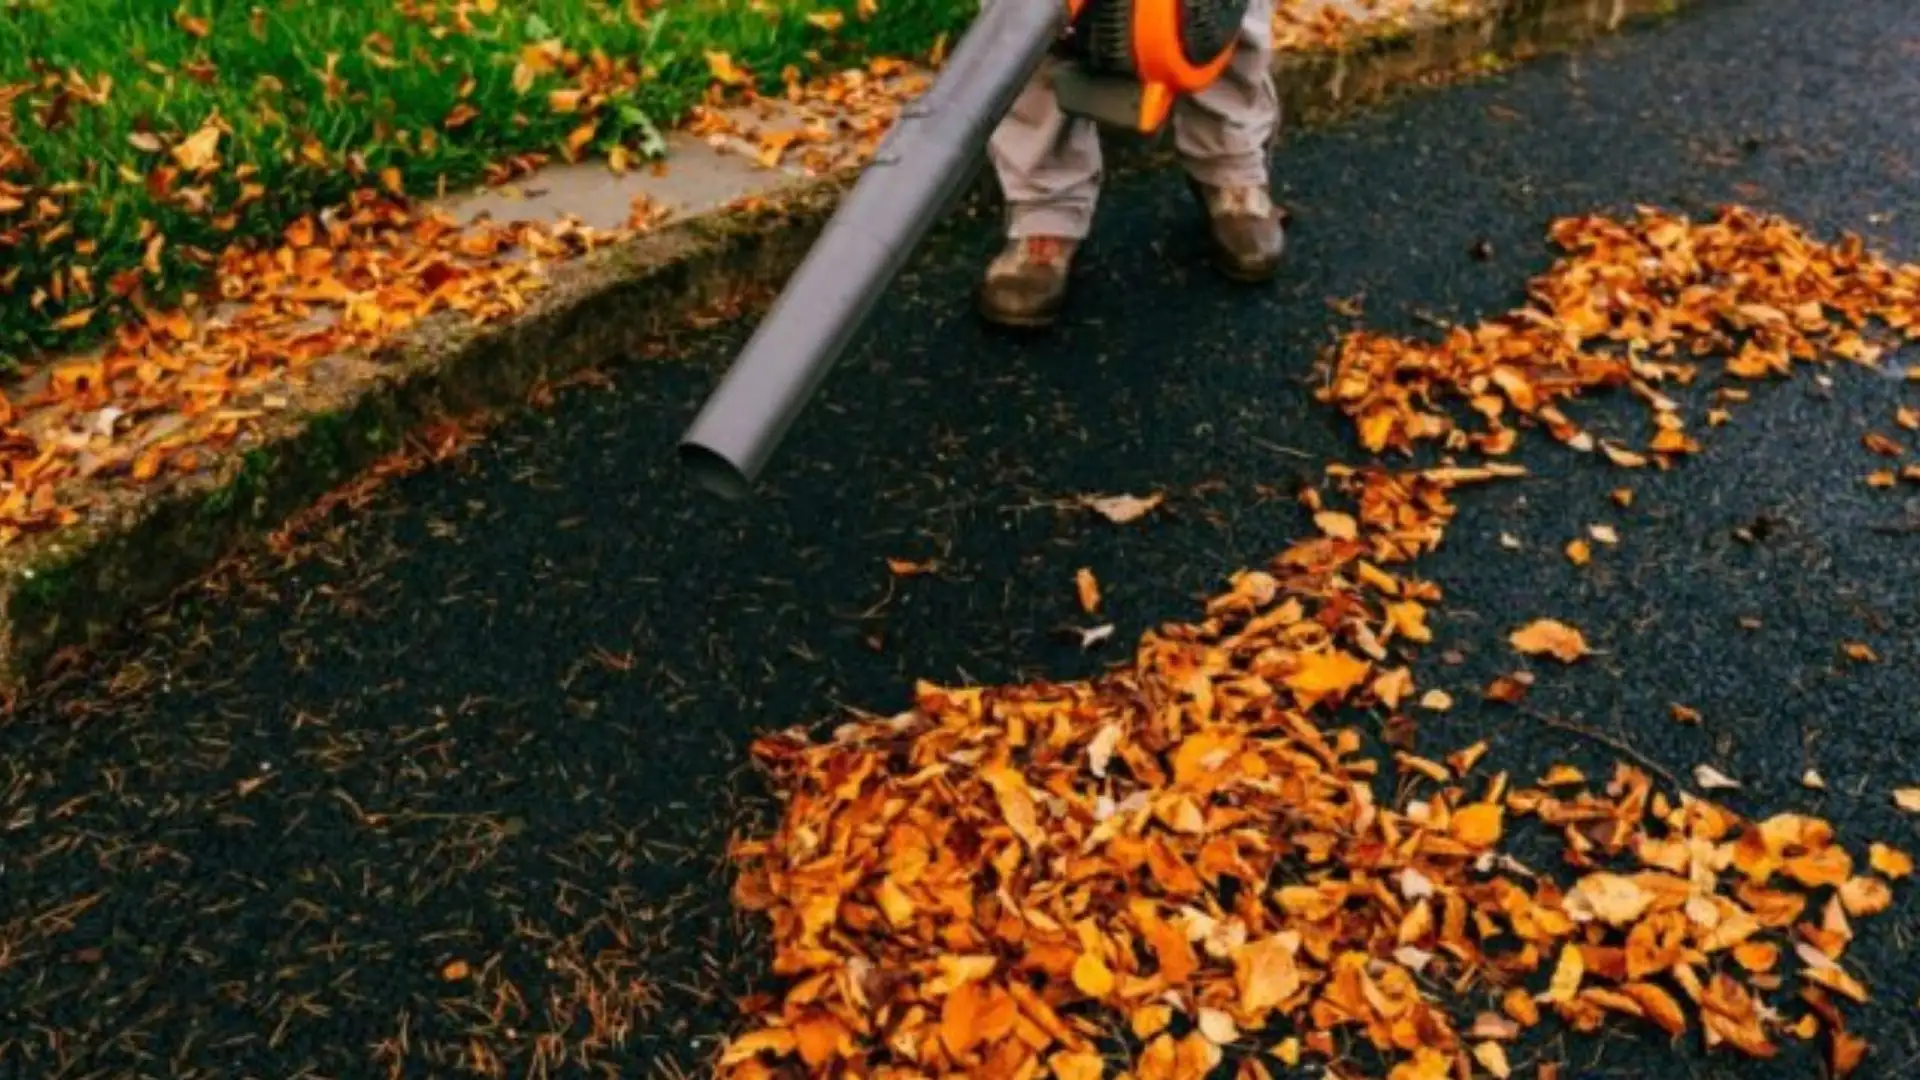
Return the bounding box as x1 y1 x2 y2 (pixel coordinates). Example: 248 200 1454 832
676 0 1253 500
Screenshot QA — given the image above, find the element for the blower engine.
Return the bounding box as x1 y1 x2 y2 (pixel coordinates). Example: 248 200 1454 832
677 0 1253 500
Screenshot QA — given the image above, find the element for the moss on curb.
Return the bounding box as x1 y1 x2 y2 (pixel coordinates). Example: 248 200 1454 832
0 0 1705 694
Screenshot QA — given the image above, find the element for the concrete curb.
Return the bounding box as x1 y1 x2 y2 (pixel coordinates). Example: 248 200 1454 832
0 0 1699 694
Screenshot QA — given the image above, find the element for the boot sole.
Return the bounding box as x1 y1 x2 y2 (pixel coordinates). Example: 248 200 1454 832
976 291 1065 330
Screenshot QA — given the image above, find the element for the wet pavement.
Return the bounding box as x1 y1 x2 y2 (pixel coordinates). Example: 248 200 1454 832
4 0 1920 1077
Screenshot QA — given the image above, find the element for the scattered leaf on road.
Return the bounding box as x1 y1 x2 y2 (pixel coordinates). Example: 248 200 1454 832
1510 619 1589 662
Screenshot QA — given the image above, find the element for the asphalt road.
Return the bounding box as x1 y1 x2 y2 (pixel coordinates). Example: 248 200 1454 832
6 0 1920 1077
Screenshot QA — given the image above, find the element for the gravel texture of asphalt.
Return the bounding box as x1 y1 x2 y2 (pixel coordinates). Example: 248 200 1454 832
5 0 1920 1077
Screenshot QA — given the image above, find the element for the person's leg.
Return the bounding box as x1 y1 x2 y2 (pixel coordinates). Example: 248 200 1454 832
1169 0 1286 281
979 55 1104 327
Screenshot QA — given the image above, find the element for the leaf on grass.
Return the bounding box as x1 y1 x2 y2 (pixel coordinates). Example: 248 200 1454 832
1510 619 1589 662
707 51 750 86
172 123 223 171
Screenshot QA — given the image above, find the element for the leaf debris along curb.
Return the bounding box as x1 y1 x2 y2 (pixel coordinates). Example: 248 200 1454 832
0 0 1701 694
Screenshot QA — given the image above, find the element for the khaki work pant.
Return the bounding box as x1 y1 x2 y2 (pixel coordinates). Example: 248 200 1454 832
986 0 1280 241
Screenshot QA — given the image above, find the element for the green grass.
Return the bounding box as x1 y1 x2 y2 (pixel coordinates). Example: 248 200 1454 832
0 0 974 372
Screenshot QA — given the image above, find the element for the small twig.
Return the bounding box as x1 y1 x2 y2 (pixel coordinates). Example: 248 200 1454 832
1527 709 1678 787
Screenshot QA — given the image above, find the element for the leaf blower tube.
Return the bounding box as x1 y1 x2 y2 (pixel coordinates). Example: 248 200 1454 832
676 0 1070 500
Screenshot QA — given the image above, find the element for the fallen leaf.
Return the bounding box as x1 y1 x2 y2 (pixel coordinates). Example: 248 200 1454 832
1510 619 1589 662
1565 538 1591 565
1838 876 1893 917
1283 650 1370 699
1473 1041 1512 1079
1867 843 1912 879
707 51 750 86
172 122 223 171
1451 802 1504 848
1894 788 1920 813
441 959 470 981
1565 872 1653 926
1085 492 1164 524
1071 950 1115 998
1049 1050 1104 1080
1315 511 1358 540
1694 764 1742 791
1075 568 1101 614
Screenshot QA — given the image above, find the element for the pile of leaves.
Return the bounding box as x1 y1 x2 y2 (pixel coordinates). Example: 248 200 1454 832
1326 205 1920 465
714 205 1920 1080
0 193 623 545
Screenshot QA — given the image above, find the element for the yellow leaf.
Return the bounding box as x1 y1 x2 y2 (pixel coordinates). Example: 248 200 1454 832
1472 1041 1511 1079
1071 950 1114 998
172 122 222 172
1284 649 1369 698
1450 802 1503 848
51 307 96 331
1049 1049 1103 1080
1544 942 1584 1004
1314 510 1357 540
706 51 749 86
1894 788 1920 813
805 9 846 30
549 88 586 113
566 120 598 158
1509 618 1589 662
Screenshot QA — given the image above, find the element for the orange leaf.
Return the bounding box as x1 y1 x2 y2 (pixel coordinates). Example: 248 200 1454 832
1867 842 1912 879
1509 618 1589 662
1075 568 1100 614
1450 802 1504 848
1284 649 1370 698
1049 1049 1104 1080
1071 950 1114 999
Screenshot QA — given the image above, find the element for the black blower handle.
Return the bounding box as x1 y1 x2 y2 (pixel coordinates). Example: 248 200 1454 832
676 0 1071 500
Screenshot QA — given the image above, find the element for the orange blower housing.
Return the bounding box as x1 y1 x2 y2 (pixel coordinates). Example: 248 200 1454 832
1060 0 1251 131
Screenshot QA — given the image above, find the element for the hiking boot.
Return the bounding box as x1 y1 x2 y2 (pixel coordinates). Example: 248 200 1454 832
978 235 1077 329
1190 179 1286 283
